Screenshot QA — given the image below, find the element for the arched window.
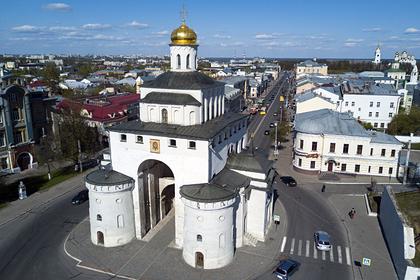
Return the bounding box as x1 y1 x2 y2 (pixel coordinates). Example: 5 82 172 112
177 54 181 69
117 215 124 228
161 108 168 123
197 234 202 242
97 214 102 221
186 54 190 69
219 233 225 248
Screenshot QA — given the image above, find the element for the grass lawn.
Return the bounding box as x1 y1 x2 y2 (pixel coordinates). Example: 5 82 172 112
395 191 420 267
36 170 79 192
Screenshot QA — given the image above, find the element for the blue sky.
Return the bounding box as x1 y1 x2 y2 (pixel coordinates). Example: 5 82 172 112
1 0 420 58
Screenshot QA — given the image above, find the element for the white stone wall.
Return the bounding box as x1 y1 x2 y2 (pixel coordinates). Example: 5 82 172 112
86 182 135 247
340 93 401 128
170 45 197 72
293 132 402 177
181 198 236 269
140 103 200 125
296 96 337 114
246 188 271 241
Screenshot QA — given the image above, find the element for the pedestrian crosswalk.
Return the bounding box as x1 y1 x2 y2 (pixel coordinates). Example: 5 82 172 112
280 236 351 266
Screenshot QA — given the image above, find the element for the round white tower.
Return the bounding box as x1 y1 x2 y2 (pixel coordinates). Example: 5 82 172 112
170 22 198 72
410 64 418 84
85 169 135 247
180 184 238 269
374 45 381 64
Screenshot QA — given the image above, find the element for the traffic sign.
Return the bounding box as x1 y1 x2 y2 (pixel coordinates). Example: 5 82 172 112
362 258 371 266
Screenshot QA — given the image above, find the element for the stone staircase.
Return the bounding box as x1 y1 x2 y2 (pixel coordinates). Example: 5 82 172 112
244 232 258 247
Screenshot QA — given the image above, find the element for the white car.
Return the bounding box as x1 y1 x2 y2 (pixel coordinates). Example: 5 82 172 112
314 231 331 251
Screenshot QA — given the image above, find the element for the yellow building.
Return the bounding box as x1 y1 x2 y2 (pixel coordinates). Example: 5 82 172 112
296 59 328 76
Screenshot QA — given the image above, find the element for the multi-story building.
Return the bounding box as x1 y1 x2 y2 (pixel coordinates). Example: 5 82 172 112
295 59 328 76
339 80 401 129
293 109 403 177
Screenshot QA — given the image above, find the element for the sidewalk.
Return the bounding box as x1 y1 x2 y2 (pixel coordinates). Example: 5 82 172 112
0 169 90 227
64 186 288 280
328 194 396 280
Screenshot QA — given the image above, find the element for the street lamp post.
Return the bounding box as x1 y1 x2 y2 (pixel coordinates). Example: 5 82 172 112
274 122 279 156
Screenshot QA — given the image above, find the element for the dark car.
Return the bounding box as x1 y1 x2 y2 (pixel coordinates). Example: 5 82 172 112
273 259 298 279
72 190 89 205
269 122 276 128
280 176 297 187
264 130 270 135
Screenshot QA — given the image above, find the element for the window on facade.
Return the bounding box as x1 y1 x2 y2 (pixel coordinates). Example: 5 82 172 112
377 102 380 107
345 101 349 106
391 149 396 157
0 110 3 124
298 158 302 167
351 101 355 107
120 134 127 142
378 167 383 174
370 148 373 156
169 139 177 147
188 141 196 149
374 123 378 128
197 234 202 242
375 112 379 117
381 149 386 156
117 215 124 228
0 157 7 170
186 54 190 69
329 143 336 153
0 133 5 147
369 101 373 107
136 135 143 144
161 109 168 123
97 214 102 221
380 123 384 128
219 233 225 248
177 54 181 69
343 144 349 154
341 164 347 172
354 164 360 173
218 135 222 144
310 161 315 169
358 107 361 112
12 108 20 121
15 132 23 143
389 113 393 118
311 141 317 151
368 166 371 173
356 145 363 155
299 140 304 149
388 167 393 175
369 112 372 117
390 102 394 108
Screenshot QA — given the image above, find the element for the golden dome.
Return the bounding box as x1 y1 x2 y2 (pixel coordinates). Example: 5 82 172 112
171 22 197 45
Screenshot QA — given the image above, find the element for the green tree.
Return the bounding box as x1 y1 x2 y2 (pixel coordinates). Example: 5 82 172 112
388 106 420 135
42 63 60 95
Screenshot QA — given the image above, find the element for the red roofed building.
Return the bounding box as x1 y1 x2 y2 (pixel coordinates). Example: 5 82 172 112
57 93 140 142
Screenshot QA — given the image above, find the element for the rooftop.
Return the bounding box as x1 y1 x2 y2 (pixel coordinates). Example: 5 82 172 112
143 71 225 90
141 92 201 106
85 169 134 186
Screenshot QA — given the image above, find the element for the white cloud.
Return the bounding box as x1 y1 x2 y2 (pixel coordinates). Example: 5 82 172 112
12 25 40 33
144 41 166 47
82 23 111 30
362 27 382 32
49 26 77 31
126 21 149 29
344 42 358 47
405 27 420 34
255 33 276 39
220 41 244 47
44 3 71 11
154 30 169 35
213 34 231 39
346 38 364 42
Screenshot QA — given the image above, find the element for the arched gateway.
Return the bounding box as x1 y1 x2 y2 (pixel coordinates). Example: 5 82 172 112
138 160 175 237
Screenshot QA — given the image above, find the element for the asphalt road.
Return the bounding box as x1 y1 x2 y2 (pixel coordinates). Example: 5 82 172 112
0 186 107 280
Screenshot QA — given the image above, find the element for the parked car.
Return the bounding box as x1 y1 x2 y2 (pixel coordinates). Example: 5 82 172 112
314 231 331 251
269 122 276 128
264 130 270 135
273 259 299 279
280 176 297 187
273 112 278 116
72 190 89 205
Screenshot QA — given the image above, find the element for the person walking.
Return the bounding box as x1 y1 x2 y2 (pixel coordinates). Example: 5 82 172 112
321 185 326 192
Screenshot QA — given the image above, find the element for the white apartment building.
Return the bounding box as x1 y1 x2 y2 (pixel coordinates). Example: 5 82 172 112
339 80 401 129
293 109 403 177
295 60 328 76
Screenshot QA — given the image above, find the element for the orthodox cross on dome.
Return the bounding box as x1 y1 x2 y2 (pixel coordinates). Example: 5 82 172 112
180 4 188 23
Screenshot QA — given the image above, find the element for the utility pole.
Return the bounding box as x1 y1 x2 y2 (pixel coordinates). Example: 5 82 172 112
274 122 279 156
78 139 83 173
403 133 413 185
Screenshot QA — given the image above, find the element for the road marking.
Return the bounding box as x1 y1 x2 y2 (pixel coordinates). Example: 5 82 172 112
330 246 334 262
305 240 310 257
337 246 342 264
345 247 351 266
290 238 295 254
297 239 302 256
322 250 326 260
313 242 318 259
280 236 287 253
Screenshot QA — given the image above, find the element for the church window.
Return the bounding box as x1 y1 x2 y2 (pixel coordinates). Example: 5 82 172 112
161 109 168 123
186 54 190 69
117 215 124 228
136 135 143 144
197 234 202 242
169 139 177 147
97 214 102 221
177 54 181 69
219 233 225 248
188 141 196 149
120 134 127 142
